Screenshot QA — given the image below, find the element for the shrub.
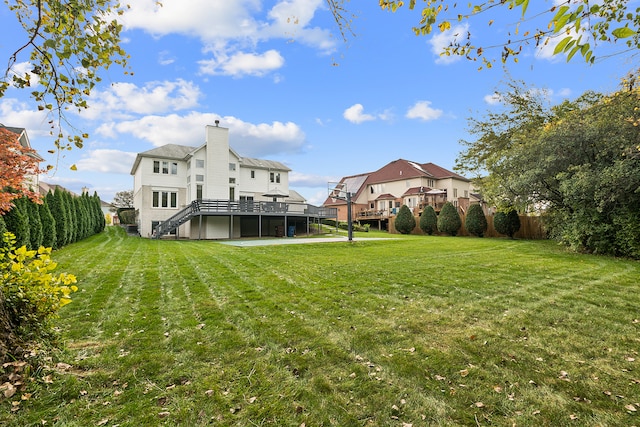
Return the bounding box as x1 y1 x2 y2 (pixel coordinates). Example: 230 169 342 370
465 204 488 237
25 198 43 250
419 205 438 235
4 198 30 248
0 232 78 342
395 205 416 234
494 209 521 238
39 201 57 249
437 202 462 236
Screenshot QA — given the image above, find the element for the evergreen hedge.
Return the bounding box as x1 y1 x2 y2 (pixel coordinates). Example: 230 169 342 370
419 205 438 235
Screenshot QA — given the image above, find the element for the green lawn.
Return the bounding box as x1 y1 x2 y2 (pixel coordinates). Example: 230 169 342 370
2 227 640 426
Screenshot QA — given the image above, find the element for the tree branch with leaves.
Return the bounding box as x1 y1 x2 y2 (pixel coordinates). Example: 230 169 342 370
1 0 131 168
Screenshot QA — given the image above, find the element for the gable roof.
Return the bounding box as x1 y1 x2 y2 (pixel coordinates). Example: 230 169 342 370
240 157 291 172
0 124 45 161
322 159 469 206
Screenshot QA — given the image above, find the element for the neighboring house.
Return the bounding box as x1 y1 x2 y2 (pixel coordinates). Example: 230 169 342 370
1 124 44 191
323 159 475 229
131 123 336 239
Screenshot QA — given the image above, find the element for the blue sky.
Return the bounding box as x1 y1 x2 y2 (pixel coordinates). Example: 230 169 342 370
0 1 635 205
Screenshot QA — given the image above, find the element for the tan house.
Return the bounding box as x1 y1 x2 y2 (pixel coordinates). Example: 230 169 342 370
323 159 475 230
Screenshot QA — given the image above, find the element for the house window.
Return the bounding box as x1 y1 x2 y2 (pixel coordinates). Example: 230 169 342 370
251 170 255 179
196 174 204 182
229 187 235 200
229 163 236 171
152 191 178 208
187 175 191 183
464 190 468 198
196 185 203 199
162 161 169 174
370 187 374 194
153 161 160 173
370 203 374 209
170 162 178 175
269 172 281 183
196 159 205 168
187 160 191 170
229 178 236 184
453 188 458 198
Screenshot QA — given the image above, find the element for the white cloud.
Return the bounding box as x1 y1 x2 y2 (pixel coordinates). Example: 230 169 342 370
119 0 336 76
429 23 469 65
405 101 443 121
343 104 375 124
289 171 338 187
98 112 306 157
484 93 502 105
76 149 138 174
0 98 52 137
83 79 202 120
198 50 285 76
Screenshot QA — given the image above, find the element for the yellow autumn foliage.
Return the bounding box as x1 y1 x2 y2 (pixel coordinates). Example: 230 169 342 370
1 232 77 333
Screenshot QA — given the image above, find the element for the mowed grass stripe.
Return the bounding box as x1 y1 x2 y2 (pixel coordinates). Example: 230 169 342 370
3 226 640 427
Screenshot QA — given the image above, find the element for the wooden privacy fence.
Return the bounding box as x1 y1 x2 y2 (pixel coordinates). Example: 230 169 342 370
389 214 547 239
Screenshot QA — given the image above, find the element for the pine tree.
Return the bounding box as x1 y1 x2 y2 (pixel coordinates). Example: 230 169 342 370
395 205 416 234
494 209 521 239
419 205 438 235
437 202 462 236
39 200 57 248
465 204 488 237
25 197 43 249
4 198 30 248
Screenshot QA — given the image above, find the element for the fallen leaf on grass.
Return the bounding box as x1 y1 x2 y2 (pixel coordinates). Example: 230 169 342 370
196 323 205 329
625 404 637 412
474 402 485 408
532 410 541 415
493 386 503 393
570 414 579 420
97 419 109 426
2 382 17 398
459 369 469 377
158 411 170 418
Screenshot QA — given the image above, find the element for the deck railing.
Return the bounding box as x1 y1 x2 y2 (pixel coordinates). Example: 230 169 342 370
152 199 337 238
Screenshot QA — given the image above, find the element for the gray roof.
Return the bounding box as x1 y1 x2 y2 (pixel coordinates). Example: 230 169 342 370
240 157 291 171
139 144 196 159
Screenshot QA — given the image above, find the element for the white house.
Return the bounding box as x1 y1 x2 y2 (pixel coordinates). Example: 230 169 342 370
131 124 335 239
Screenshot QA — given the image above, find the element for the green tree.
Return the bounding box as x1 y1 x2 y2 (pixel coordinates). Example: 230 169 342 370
419 205 438 235
465 204 488 237
494 209 521 239
437 202 462 236
25 198 43 250
110 190 134 211
395 205 416 234
4 199 30 248
457 77 640 257
47 190 69 248
39 200 57 249
2 1 129 160
330 1 640 68
63 191 77 244
93 192 106 233
0 216 6 249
